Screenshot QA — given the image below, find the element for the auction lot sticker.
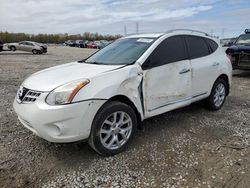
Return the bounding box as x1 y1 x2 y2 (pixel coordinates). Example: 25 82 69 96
137 38 154 43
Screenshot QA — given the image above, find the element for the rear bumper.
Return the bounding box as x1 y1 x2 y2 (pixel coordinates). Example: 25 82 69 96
13 93 106 143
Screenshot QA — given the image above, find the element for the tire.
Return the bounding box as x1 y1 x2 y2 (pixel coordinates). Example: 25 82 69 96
206 78 227 111
10 46 16 51
32 49 38 54
88 101 137 156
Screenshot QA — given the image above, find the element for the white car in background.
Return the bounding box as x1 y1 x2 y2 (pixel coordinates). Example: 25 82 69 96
8 41 46 54
13 29 232 156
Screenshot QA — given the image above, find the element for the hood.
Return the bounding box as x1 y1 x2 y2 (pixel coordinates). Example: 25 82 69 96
23 62 124 91
229 44 250 51
8 43 18 46
37 43 47 48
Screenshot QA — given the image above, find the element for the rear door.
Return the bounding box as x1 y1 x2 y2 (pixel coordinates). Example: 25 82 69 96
25 42 35 52
142 35 192 118
184 35 219 99
18 42 30 52
16 42 26 50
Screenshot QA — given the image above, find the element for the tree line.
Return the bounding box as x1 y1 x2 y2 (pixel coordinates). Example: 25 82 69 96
0 31 123 43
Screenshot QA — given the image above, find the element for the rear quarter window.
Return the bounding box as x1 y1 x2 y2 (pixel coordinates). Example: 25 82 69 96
206 38 219 53
185 36 210 59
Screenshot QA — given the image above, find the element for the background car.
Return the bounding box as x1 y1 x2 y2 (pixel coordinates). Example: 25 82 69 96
0 40 3 52
7 41 44 54
226 29 250 70
87 41 94 48
34 42 47 53
75 40 88 48
93 41 103 49
220 38 236 47
64 40 77 47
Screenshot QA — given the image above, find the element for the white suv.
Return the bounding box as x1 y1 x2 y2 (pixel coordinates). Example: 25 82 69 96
13 30 232 156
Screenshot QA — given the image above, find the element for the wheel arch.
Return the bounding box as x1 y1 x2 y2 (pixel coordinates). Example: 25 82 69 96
107 95 143 129
217 74 230 96
9 45 16 50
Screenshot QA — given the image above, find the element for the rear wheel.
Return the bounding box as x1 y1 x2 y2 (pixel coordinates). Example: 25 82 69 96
88 101 137 156
206 78 227 110
10 46 16 51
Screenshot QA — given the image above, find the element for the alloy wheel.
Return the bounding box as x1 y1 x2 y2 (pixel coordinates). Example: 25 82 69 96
100 111 132 150
213 83 225 107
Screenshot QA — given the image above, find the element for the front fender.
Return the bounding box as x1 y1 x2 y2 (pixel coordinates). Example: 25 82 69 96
73 63 144 118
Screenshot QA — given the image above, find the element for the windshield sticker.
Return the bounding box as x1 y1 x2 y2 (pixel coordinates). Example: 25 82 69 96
137 38 154 43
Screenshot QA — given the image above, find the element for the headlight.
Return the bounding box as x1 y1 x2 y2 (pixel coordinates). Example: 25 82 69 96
46 79 90 105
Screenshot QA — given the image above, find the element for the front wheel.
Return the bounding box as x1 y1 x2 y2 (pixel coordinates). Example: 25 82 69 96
88 101 137 156
32 49 38 54
10 46 16 51
206 78 227 111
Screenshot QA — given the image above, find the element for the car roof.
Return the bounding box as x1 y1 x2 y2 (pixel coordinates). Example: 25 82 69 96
124 29 219 43
21 41 35 43
124 33 164 39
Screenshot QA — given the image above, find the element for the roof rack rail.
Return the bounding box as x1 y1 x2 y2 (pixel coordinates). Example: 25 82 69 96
167 29 211 37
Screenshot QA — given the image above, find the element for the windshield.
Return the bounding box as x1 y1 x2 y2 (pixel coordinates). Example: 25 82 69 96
235 34 250 45
85 38 155 65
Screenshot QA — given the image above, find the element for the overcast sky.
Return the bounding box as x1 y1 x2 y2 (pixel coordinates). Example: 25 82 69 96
0 0 249 38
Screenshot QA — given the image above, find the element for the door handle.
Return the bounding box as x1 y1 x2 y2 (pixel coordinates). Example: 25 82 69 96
212 62 220 66
179 68 191 74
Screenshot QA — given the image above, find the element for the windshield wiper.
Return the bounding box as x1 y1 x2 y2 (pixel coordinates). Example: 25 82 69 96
78 58 87 63
85 61 104 65
78 60 85 63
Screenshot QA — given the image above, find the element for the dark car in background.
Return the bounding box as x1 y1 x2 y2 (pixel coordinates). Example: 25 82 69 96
0 40 3 51
75 40 88 48
220 38 236 47
226 29 250 70
65 40 77 47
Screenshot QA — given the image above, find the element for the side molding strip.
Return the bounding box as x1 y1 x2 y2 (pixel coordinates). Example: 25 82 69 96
148 92 207 112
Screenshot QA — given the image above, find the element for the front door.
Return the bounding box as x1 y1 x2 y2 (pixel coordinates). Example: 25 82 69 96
142 35 192 118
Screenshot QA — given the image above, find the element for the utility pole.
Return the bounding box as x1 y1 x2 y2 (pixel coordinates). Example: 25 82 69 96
124 25 127 36
210 29 214 36
136 22 139 33
222 28 225 39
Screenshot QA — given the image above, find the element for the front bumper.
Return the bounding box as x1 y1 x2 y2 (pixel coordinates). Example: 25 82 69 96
42 48 47 53
13 93 106 143
231 52 250 70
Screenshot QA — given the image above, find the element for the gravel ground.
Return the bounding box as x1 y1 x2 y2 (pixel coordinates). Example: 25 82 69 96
0 46 250 188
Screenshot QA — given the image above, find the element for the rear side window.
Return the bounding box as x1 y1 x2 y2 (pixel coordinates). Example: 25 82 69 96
144 36 188 69
206 38 218 53
185 36 210 59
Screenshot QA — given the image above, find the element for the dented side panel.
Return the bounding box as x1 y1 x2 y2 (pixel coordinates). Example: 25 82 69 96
74 63 144 119
142 60 192 118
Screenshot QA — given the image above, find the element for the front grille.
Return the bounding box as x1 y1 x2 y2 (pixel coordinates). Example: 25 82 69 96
23 90 41 103
17 86 41 103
